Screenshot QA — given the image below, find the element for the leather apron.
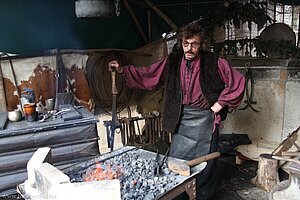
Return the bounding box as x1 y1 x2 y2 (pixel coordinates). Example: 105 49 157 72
169 105 214 161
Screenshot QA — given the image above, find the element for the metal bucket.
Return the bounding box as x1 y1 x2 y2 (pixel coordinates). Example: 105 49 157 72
75 0 115 18
23 103 37 122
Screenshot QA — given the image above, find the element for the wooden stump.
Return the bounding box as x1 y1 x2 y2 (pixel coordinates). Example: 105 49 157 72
251 153 279 192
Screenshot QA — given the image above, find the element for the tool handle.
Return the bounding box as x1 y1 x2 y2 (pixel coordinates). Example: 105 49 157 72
111 69 118 95
281 151 300 157
272 155 300 165
186 152 221 167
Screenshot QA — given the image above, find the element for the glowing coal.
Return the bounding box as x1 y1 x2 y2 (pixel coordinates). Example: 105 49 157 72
83 162 124 182
70 150 181 200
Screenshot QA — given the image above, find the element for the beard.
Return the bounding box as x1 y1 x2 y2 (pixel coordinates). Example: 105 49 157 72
184 51 195 60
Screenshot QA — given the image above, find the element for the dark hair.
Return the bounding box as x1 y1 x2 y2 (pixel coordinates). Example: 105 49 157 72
176 21 207 49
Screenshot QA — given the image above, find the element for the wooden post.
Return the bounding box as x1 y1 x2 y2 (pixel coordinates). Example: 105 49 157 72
0 62 7 112
147 9 152 42
251 153 279 192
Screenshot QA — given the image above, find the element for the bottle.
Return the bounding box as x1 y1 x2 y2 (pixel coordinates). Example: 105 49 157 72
36 95 44 114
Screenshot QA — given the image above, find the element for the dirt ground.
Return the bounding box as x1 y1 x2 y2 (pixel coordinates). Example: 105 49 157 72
216 155 269 200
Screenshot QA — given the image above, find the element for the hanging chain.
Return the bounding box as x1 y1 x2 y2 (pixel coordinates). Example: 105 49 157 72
185 0 192 13
114 0 121 16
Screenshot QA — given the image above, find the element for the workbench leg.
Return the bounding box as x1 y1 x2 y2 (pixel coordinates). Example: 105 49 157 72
158 178 197 200
235 156 244 165
185 178 197 200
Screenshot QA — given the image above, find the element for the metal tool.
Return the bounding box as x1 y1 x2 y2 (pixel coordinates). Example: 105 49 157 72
104 68 121 152
239 63 260 112
154 148 170 176
53 108 72 117
168 151 221 176
38 114 47 123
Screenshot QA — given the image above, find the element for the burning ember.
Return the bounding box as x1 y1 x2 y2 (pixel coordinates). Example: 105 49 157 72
68 149 183 200
83 162 124 181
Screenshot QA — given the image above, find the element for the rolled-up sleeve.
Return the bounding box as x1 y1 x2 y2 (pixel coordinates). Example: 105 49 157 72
123 58 167 90
217 58 246 109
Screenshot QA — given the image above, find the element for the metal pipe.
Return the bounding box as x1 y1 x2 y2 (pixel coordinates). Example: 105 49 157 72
156 1 222 7
0 49 152 61
234 66 300 70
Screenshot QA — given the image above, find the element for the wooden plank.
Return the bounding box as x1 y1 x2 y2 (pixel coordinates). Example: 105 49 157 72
0 62 7 112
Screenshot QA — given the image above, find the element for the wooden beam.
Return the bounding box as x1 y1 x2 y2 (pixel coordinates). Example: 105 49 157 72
272 126 300 156
147 9 152 41
122 0 148 43
144 0 178 30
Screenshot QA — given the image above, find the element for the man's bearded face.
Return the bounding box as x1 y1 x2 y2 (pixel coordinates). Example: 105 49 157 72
182 35 201 60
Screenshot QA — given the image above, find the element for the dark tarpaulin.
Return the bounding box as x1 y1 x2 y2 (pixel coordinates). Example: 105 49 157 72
0 108 100 196
0 0 221 54
0 139 99 196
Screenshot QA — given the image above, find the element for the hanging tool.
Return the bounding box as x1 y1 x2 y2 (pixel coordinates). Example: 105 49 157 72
239 62 260 112
167 152 221 176
104 68 121 151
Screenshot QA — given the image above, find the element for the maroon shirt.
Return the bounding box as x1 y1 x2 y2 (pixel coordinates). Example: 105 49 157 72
123 56 246 129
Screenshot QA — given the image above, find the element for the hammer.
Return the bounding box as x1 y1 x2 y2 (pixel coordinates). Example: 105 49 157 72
167 152 221 176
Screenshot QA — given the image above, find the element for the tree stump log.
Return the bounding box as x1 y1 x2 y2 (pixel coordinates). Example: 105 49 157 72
251 153 279 192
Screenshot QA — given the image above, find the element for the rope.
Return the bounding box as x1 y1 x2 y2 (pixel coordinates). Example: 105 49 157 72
86 52 132 115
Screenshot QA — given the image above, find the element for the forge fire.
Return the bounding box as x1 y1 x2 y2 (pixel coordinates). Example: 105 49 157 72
68 149 183 200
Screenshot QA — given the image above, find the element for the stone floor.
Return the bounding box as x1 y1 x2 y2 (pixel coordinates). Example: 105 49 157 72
216 154 269 200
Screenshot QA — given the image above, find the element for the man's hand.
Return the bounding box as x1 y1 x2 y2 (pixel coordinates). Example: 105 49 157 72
211 102 223 114
108 60 124 74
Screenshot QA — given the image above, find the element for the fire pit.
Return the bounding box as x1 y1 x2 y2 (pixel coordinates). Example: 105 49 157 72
63 146 206 200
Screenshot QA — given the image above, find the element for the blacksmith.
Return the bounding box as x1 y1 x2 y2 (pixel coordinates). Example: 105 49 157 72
108 21 245 199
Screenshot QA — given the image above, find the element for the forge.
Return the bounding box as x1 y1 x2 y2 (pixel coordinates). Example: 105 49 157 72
18 146 206 200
